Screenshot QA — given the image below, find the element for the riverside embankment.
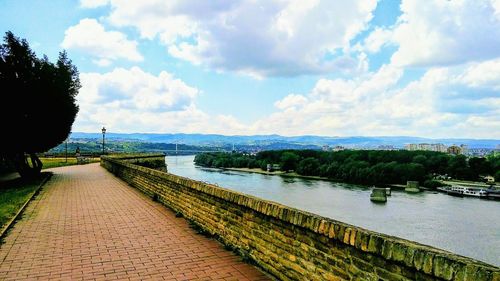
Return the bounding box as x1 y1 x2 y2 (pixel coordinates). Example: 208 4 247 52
168 155 500 266
102 154 499 280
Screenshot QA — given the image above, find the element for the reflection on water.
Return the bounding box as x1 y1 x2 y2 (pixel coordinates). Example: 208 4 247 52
167 155 500 266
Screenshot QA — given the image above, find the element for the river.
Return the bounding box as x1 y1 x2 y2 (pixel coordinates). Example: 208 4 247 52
166 155 500 266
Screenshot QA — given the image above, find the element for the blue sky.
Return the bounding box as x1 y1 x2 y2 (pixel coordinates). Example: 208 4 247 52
1 0 499 138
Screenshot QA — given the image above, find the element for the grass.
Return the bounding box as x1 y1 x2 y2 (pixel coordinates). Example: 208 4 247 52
40 157 100 169
0 172 51 230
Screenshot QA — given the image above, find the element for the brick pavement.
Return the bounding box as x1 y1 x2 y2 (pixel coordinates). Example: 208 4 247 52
0 163 271 281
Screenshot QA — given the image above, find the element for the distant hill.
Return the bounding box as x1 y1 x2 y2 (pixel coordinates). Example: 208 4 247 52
68 132 499 149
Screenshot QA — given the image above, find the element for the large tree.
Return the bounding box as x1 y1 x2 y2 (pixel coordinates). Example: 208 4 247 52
0 31 80 177
280 152 299 172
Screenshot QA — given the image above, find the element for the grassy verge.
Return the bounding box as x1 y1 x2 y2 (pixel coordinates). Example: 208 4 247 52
0 172 51 230
442 179 497 188
40 157 100 169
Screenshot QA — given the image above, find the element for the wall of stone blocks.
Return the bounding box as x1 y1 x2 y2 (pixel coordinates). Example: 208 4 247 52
103 153 167 171
101 155 499 281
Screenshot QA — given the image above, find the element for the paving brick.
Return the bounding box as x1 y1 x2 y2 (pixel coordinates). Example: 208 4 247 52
0 163 270 281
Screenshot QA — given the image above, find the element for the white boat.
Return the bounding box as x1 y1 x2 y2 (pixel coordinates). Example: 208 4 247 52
437 186 450 192
446 185 488 198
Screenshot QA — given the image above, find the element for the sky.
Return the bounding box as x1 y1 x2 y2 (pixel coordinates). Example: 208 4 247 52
1 0 499 138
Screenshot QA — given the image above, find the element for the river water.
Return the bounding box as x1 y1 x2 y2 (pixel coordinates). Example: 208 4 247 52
166 155 500 266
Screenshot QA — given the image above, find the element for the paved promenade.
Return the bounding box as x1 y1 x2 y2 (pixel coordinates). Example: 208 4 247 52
0 163 270 281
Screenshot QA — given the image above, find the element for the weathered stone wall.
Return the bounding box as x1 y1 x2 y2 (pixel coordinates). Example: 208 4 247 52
101 155 499 281
103 153 167 172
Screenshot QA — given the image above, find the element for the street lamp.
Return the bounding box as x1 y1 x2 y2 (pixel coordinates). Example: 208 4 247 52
101 127 106 155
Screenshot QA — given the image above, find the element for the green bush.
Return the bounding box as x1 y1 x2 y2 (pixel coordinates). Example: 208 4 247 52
423 180 447 189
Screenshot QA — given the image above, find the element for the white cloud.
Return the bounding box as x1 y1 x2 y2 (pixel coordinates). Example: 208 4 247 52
274 94 307 110
391 0 500 67
80 0 109 8
69 0 500 138
362 27 393 53
75 67 201 132
98 0 377 76
79 67 198 110
460 59 500 90
494 0 500 19
73 61 500 138
62 18 143 66
244 61 500 138
93 58 112 67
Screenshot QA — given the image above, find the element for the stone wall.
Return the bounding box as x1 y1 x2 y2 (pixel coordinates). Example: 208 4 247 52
101 155 499 281
103 153 167 172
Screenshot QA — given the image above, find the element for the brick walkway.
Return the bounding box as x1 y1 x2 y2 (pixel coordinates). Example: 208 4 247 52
0 163 270 281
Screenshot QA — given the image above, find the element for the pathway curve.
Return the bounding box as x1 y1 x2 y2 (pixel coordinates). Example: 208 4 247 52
0 163 270 281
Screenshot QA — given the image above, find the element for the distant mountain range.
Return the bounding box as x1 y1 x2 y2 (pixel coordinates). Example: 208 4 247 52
69 132 499 149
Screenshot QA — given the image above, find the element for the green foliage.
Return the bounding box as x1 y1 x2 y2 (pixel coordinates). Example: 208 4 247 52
280 152 299 172
48 140 219 155
296 157 321 176
468 157 492 176
194 149 499 185
0 31 80 177
0 158 14 174
194 152 257 169
423 180 447 189
447 155 471 179
0 31 79 154
412 155 427 165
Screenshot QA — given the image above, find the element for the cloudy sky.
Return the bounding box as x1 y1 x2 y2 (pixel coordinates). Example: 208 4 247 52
1 0 499 138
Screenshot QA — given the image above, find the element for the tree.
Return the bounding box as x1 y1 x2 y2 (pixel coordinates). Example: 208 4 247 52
447 155 469 179
0 31 80 177
296 157 321 176
280 152 299 172
412 155 427 166
468 157 491 178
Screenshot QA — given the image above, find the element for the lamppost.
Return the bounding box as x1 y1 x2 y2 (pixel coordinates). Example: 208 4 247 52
101 127 106 155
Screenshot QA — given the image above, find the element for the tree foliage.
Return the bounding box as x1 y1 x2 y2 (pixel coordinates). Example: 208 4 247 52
194 150 500 186
280 152 300 172
0 31 80 177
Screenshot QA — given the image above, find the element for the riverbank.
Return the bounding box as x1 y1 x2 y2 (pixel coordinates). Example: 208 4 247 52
224 167 498 192
442 179 499 189
224 167 331 181
224 167 416 187
225 167 415 188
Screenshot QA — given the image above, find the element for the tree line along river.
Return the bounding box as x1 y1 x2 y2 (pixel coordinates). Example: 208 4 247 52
166 155 500 266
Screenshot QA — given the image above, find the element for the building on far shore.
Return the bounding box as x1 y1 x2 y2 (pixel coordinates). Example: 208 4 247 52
460 144 468 155
446 144 468 155
404 143 473 155
404 143 447 153
377 145 395 150
447 145 461 155
332 146 346 151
